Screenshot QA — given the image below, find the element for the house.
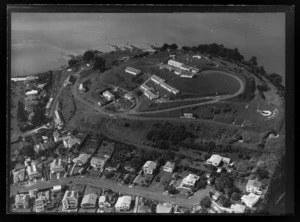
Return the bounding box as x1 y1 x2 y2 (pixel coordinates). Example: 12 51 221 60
140 83 152 92
180 72 195 78
206 154 223 167
90 156 107 170
62 135 81 149
29 189 38 198
73 153 91 166
125 67 141 76
142 161 157 175
35 198 46 212
81 193 98 208
124 158 142 173
52 185 62 193
230 204 246 213
156 202 173 213
103 90 115 101
27 164 41 179
160 82 180 94
180 174 200 189
124 93 133 100
144 89 159 100
212 191 221 201
168 59 183 68
180 64 191 71
246 179 262 195
181 113 195 119
50 158 65 174
62 190 79 211
222 157 231 164
98 195 111 208
15 194 30 209
191 67 200 73
98 141 115 159
241 193 260 208
13 169 25 184
54 110 64 128
151 75 165 84
105 161 121 172
53 130 61 142
25 90 38 96
115 196 132 211
163 161 175 173
34 143 45 154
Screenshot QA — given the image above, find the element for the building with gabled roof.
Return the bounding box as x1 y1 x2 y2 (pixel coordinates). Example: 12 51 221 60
163 161 175 173
81 193 98 208
246 179 262 195
115 196 132 211
241 193 260 208
15 194 30 209
180 174 200 189
13 169 26 184
125 67 141 76
62 190 79 211
151 75 165 84
50 158 65 174
142 161 157 175
90 156 107 171
73 153 91 166
230 204 246 213
27 164 41 179
156 202 173 213
103 90 115 101
206 154 223 167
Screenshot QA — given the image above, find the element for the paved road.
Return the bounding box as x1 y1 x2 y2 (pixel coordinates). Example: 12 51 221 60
10 176 200 208
10 125 48 143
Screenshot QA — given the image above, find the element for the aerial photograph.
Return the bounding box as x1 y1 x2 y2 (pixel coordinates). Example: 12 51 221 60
7 6 291 215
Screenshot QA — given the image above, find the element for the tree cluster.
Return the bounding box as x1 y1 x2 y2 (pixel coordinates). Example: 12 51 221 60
159 43 178 52
93 56 106 72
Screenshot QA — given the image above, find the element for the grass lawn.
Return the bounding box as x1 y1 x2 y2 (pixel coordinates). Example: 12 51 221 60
149 171 172 190
133 173 154 187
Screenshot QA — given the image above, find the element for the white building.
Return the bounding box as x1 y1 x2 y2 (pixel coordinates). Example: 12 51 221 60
142 161 157 175
81 193 98 208
52 185 62 193
151 75 165 84
246 180 262 195
163 161 175 173
181 113 195 119
90 156 107 171
125 67 141 76
124 93 133 100
54 110 64 127
115 196 132 211
62 190 79 211
103 90 115 101
98 195 111 208
168 59 183 68
206 154 223 167
241 193 260 208
25 90 38 96
144 89 159 100
180 72 195 78
50 158 65 174
27 164 40 179
156 202 173 213
230 204 246 213
180 174 200 189
72 153 91 166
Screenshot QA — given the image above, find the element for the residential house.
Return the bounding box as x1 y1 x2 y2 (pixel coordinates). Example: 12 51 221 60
15 194 30 209
144 89 159 100
206 154 223 167
103 90 115 101
163 161 175 173
34 143 45 154
29 189 38 198
54 110 64 128
90 156 107 170
181 113 195 119
81 193 98 208
125 67 141 76
241 193 260 208
230 204 246 213
13 169 25 184
27 164 41 180
180 72 195 78
25 90 38 96
124 93 133 100
142 161 157 175
105 160 121 172
156 202 173 213
180 174 200 189
35 198 46 212
52 185 62 193
168 60 183 68
115 196 132 211
50 158 65 174
246 179 262 195
222 157 231 164
53 130 61 142
62 190 79 211
98 195 111 208
62 135 81 149
212 191 221 201
72 153 91 166
124 158 142 173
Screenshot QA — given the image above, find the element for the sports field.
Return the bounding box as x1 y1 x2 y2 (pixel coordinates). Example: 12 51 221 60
168 70 240 96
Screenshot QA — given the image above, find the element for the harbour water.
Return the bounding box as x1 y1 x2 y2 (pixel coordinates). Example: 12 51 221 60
11 13 285 83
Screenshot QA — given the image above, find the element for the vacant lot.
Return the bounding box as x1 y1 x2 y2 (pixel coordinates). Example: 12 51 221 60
149 170 172 191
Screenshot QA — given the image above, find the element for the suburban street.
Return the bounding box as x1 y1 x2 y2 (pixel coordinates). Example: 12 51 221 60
10 176 205 208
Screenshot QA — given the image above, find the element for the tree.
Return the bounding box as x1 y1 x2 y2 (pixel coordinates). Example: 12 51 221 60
231 192 241 201
168 185 178 195
249 56 257 66
181 46 190 52
68 58 79 67
160 43 170 51
169 43 178 51
215 174 233 192
218 195 231 207
200 196 212 209
20 144 35 157
256 168 269 180
155 176 160 182
93 56 106 72
83 50 95 61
